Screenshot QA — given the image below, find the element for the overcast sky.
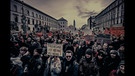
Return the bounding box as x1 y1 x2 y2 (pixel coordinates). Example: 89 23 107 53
22 0 115 28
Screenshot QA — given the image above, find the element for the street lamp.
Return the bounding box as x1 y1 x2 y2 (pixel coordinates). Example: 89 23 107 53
22 15 27 34
21 1 27 34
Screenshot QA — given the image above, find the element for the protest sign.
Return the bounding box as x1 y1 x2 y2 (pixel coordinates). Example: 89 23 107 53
47 43 63 56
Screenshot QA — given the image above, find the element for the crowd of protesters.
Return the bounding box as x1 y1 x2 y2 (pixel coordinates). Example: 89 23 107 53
10 30 125 76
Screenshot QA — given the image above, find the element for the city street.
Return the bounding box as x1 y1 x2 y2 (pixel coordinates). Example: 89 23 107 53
10 0 125 76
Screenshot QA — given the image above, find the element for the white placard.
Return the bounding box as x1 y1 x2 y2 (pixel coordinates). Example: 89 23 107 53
47 43 63 56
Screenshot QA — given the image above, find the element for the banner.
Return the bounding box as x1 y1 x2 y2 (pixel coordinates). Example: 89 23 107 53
84 35 95 41
96 37 111 45
110 27 124 36
47 43 63 56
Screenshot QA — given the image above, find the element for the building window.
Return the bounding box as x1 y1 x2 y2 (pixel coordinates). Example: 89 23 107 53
36 14 38 18
27 10 30 16
21 7 24 13
32 19 35 25
39 21 41 25
42 16 44 20
42 21 44 25
44 17 46 21
36 20 38 24
13 5 17 12
27 18 30 24
39 15 41 19
45 22 46 25
32 12 34 17
13 14 18 22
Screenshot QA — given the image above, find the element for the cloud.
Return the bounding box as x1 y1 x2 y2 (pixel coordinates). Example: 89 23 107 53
73 0 101 19
100 0 115 7
75 6 98 18
22 0 115 28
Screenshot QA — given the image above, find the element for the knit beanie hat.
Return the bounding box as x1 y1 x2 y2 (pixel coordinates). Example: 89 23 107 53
85 48 93 55
119 60 125 65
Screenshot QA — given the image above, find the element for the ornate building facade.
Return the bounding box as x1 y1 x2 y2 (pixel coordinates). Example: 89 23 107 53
10 0 60 34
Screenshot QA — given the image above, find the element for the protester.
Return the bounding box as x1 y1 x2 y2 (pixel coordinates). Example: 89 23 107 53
61 50 79 76
95 51 106 76
10 29 125 76
79 48 98 76
10 46 30 76
44 56 62 76
102 49 121 76
109 60 125 76
26 48 44 76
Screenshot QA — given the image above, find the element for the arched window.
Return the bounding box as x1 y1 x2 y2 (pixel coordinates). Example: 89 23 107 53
36 14 38 18
21 7 24 13
32 19 35 25
32 12 34 17
27 18 30 24
39 15 41 19
13 5 17 12
39 21 41 25
13 14 18 22
27 10 30 16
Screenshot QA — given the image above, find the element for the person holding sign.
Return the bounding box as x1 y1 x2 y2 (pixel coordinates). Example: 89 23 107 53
43 56 62 76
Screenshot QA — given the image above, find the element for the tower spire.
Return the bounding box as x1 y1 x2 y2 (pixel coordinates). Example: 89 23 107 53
73 20 76 30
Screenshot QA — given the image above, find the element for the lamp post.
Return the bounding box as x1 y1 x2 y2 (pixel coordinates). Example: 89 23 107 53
21 1 27 34
22 15 27 34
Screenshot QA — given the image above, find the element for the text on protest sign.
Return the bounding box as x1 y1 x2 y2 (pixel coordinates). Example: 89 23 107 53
47 43 63 56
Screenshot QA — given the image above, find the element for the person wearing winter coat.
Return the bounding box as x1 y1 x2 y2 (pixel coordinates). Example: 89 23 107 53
109 60 125 76
102 49 121 76
44 56 62 76
61 50 79 76
26 48 44 76
79 48 98 76
95 51 106 76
